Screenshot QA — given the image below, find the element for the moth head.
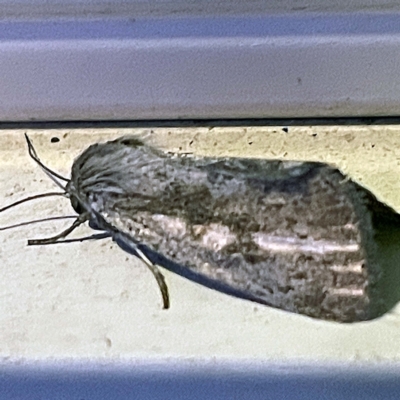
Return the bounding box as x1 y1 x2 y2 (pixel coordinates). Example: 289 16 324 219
65 181 86 215
68 193 84 215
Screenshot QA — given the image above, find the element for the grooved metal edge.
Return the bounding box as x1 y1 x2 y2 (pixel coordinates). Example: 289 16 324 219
0 10 400 120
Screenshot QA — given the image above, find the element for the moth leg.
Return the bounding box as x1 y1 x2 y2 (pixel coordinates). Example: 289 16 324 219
134 247 170 310
27 213 89 245
108 227 170 309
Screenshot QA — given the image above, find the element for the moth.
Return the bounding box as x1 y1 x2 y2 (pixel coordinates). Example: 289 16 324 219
2 134 399 322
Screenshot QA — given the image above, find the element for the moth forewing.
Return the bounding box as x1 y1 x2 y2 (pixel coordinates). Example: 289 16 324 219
67 136 398 322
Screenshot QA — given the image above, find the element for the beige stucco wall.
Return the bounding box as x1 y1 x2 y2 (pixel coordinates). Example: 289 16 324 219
1 126 400 362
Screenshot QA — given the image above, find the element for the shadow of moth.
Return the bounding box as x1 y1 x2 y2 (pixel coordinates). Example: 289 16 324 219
2 134 399 322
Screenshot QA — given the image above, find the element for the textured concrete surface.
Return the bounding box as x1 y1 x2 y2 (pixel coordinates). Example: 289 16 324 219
1 126 400 362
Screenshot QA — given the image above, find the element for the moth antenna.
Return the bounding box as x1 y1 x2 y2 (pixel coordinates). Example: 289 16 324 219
0 192 66 213
0 215 76 232
24 133 69 190
27 213 89 245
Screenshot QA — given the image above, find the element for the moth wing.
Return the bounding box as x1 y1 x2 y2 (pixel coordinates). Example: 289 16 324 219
96 153 384 322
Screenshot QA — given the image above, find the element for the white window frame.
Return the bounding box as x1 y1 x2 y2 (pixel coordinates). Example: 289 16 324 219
0 0 399 121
